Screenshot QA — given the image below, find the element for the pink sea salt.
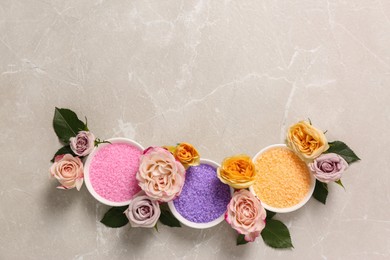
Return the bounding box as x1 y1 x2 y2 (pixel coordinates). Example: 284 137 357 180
89 143 142 202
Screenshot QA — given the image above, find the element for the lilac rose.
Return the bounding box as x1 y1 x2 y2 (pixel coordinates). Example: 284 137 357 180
69 131 95 156
124 192 160 228
309 153 348 183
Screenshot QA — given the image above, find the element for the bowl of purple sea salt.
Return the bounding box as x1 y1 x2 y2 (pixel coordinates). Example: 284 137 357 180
84 138 144 206
168 159 233 229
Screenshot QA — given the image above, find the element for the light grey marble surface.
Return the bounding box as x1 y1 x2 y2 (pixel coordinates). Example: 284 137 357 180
1 0 389 259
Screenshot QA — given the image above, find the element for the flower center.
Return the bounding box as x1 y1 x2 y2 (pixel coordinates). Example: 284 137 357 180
137 205 152 219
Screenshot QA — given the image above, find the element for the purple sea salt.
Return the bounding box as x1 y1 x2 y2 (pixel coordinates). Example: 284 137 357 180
173 163 231 223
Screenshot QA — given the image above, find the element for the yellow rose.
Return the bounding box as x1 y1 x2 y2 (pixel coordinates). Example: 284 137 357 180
287 121 329 160
173 143 200 169
217 155 256 189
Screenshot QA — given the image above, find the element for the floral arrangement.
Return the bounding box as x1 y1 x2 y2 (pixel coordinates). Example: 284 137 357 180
49 108 360 249
49 108 108 190
217 119 360 247
287 120 360 203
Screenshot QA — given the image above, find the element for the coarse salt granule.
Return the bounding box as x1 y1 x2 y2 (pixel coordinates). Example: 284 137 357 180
253 147 311 208
173 164 231 223
89 143 142 202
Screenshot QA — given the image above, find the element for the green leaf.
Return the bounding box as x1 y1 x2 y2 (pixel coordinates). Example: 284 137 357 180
95 138 111 147
313 180 328 204
84 116 89 131
164 146 177 154
100 206 129 228
266 210 276 220
325 141 360 164
159 204 181 227
335 179 345 190
53 107 87 143
261 219 293 249
50 145 76 162
236 234 249 245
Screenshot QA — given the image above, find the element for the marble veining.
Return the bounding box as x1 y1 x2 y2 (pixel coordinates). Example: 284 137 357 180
1 0 389 259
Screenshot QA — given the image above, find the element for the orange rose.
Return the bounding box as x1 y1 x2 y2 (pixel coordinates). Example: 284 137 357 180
217 155 256 189
171 143 200 169
287 121 329 161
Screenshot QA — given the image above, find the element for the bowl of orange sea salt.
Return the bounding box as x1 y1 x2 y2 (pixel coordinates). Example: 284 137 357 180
249 144 316 213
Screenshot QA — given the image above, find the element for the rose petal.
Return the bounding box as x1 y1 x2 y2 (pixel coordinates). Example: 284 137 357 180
54 154 65 162
75 178 83 191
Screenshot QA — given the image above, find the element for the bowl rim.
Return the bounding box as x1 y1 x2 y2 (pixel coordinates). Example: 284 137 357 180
168 158 233 229
83 137 144 207
249 143 316 213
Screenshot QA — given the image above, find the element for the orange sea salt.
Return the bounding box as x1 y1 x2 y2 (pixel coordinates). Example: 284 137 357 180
253 147 311 208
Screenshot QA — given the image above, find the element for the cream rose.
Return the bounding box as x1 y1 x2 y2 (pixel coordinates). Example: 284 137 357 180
225 189 266 242
124 192 161 228
136 147 186 202
49 154 84 190
287 121 329 160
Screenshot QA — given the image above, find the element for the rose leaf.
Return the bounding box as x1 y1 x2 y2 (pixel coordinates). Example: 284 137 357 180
50 145 76 162
94 138 112 147
53 107 87 143
335 179 345 190
313 180 328 204
164 146 177 154
266 210 276 220
236 234 249 246
325 141 360 164
159 204 181 227
261 219 293 249
100 206 129 228
154 223 159 232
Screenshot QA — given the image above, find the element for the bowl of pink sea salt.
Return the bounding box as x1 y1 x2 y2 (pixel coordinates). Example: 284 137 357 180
250 144 316 213
84 138 144 206
168 159 233 229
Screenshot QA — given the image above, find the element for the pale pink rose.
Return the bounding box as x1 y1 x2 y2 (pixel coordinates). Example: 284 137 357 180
124 192 161 228
136 147 185 202
70 131 95 156
309 153 348 183
50 154 84 190
225 189 267 242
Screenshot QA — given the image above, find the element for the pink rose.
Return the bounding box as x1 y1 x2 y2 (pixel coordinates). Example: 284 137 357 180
50 154 84 190
136 147 185 202
226 189 267 242
309 153 348 183
70 131 95 156
124 192 161 228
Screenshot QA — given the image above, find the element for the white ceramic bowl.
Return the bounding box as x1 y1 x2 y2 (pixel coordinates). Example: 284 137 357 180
168 159 233 229
84 137 144 206
249 144 316 213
